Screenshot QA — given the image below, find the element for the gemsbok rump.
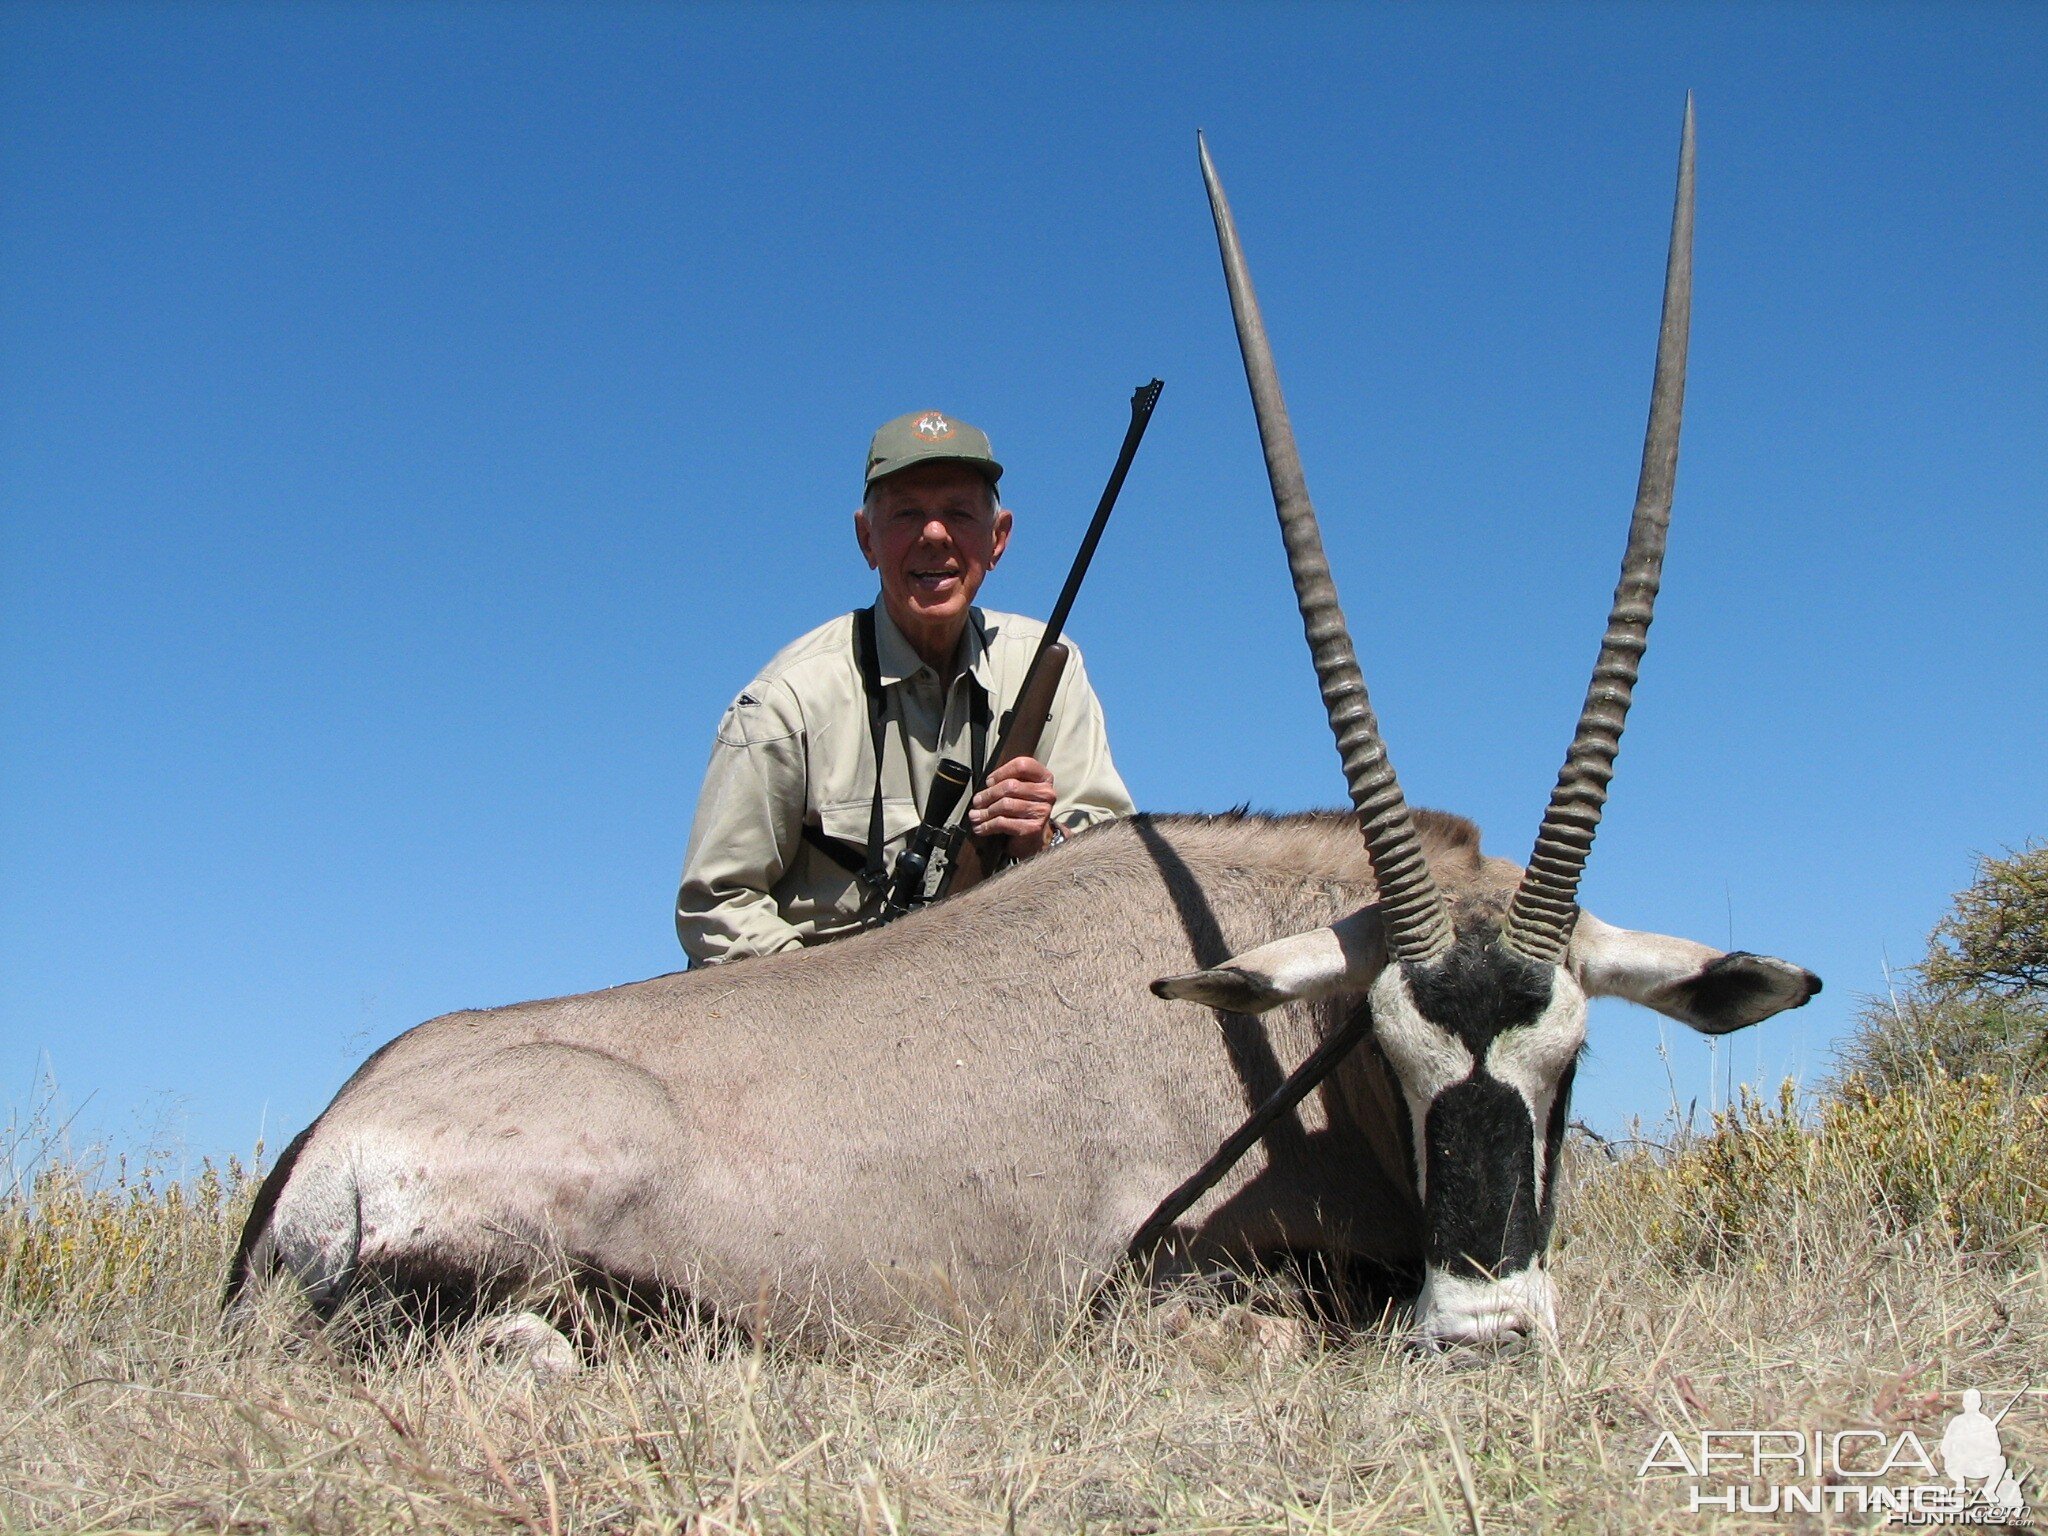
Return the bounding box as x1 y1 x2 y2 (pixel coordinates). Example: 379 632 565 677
228 102 1818 1349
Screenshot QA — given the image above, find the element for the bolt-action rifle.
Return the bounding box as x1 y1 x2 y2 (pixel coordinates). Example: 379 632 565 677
926 378 1164 905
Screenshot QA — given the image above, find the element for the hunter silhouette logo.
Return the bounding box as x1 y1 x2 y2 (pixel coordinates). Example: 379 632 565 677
1638 1385 2037 1523
913 412 955 441
1940 1391 2029 1517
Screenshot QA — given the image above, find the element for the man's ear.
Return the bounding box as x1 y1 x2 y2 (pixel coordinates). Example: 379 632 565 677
1571 913 1821 1035
1152 908 1384 1014
989 504 1013 568
854 506 876 569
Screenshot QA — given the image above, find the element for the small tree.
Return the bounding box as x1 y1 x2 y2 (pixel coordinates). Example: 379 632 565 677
1922 841 2048 997
1833 840 2047 1095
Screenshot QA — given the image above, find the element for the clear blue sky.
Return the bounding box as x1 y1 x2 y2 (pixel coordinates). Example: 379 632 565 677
4 3 2043 1165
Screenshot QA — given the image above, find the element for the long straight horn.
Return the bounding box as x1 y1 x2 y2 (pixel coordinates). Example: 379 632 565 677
1503 98 1696 964
1199 132 1453 964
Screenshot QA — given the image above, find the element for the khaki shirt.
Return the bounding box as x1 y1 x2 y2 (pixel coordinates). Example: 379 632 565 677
676 603 1134 964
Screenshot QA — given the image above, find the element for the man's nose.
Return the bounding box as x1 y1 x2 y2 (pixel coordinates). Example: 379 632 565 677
917 515 952 543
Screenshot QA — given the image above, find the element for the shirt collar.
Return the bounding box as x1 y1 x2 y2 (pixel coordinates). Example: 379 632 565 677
870 600 998 694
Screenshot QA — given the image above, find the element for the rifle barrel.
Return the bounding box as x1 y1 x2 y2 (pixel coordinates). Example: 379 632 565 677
1023 378 1163 682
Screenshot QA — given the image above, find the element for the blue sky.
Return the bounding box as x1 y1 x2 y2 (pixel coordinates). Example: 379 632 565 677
3 2 2043 1164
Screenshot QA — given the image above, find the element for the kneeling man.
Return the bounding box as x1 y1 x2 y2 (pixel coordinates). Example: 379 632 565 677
676 410 1134 964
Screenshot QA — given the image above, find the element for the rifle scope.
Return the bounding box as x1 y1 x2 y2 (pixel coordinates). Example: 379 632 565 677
879 756 973 921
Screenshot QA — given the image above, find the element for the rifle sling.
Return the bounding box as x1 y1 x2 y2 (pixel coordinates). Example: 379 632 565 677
799 607 988 899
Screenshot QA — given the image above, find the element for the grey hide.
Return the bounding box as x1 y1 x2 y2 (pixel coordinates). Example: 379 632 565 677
229 806 1814 1345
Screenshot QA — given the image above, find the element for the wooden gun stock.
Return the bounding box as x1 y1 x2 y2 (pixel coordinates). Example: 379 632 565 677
937 643 1068 899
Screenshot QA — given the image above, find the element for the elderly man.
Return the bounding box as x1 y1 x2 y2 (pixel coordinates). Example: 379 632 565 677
676 410 1134 964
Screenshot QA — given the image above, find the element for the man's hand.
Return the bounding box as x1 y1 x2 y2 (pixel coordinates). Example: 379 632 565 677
968 756 1060 860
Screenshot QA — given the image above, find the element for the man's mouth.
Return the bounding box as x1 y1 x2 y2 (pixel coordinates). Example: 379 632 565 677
909 567 962 593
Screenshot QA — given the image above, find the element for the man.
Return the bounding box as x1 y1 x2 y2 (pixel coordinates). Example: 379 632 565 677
676 409 1134 964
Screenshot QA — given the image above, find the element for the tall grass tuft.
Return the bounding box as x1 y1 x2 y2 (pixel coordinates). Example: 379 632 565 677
2 1153 258 1314
1582 1070 2048 1275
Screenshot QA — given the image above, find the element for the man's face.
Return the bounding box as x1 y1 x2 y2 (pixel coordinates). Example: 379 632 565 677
855 461 1012 646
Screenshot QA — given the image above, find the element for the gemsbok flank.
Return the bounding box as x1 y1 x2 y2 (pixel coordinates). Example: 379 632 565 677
227 101 1817 1352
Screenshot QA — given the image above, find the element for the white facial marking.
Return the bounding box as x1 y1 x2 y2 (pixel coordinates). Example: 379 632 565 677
1414 1263 1557 1347
1482 968 1587 1189
1367 965 1473 1097
1366 966 1474 1199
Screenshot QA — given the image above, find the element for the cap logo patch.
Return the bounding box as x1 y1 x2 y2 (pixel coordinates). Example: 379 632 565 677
913 412 955 441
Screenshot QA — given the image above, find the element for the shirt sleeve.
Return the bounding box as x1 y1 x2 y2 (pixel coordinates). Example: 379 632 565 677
675 679 810 965
1040 638 1136 831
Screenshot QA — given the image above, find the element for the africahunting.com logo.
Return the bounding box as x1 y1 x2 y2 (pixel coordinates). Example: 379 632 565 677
1639 1387 2037 1524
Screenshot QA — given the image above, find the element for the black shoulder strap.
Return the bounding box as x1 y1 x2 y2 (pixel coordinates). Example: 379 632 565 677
852 605 889 891
800 822 867 875
797 607 892 891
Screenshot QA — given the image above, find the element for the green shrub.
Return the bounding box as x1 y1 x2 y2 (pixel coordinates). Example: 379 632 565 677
1589 1069 2048 1273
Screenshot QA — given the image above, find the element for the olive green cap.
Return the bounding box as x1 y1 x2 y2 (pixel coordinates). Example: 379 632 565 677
864 410 1003 488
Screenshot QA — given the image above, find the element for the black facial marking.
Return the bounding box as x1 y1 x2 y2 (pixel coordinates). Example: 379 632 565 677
1424 1074 1541 1277
1402 931 1555 1057
1402 933 1563 1278
1676 951 1822 1034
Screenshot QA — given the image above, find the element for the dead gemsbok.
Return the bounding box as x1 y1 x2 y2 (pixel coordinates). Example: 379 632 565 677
1149 100 1818 1343
227 102 1816 1352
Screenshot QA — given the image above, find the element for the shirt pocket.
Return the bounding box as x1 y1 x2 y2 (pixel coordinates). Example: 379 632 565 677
784 796 921 924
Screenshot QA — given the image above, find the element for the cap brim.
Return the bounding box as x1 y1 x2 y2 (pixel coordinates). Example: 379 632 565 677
865 449 1004 487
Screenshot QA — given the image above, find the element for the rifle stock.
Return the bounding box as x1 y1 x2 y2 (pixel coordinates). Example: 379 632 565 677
937 643 1068 899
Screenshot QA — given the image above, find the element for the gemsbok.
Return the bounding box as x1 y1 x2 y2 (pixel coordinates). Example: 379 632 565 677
228 101 1818 1350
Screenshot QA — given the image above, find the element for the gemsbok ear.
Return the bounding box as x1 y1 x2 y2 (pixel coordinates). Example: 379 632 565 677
1151 909 1385 1015
1570 912 1821 1035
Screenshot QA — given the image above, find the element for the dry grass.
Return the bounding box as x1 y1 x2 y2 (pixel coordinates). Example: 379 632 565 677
4 1085 2044 1535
